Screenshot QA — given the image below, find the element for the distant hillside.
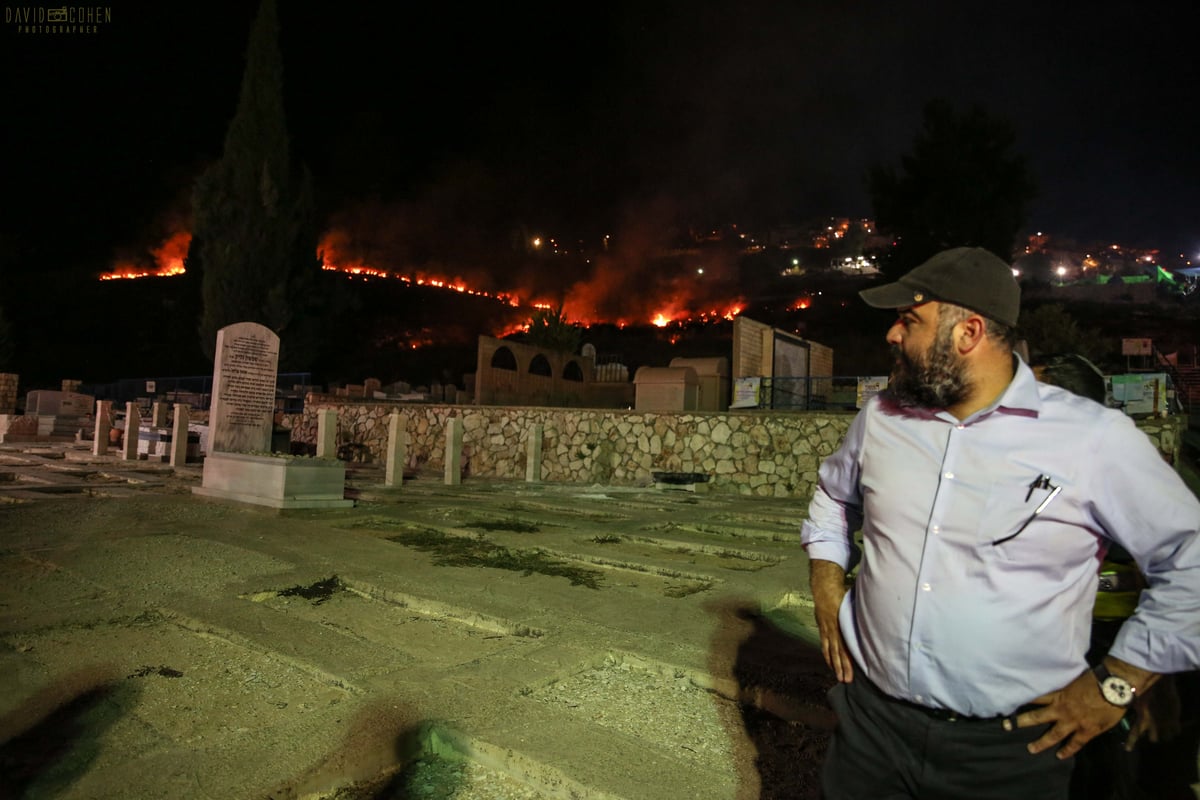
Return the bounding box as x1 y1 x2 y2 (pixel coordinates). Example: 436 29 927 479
8 264 1198 391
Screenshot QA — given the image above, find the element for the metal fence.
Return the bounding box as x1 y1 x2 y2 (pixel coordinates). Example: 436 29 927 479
761 373 1188 417
759 376 870 411
79 373 312 413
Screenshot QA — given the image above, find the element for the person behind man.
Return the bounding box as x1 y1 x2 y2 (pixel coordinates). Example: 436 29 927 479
801 247 1200 800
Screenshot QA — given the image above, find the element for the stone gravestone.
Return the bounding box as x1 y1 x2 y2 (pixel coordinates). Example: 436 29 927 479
207 322 279 454
195 322 351 509
25 390 95 437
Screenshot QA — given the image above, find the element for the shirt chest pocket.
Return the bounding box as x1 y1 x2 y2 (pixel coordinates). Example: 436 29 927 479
977 476 1082 562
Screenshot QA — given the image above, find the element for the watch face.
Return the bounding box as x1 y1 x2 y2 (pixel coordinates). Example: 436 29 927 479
1101 676 1134 706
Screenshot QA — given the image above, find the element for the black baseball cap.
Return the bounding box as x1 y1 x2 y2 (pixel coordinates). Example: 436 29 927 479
858 247 1020 327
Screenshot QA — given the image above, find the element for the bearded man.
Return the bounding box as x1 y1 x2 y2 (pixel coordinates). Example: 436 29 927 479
801 247 1200 800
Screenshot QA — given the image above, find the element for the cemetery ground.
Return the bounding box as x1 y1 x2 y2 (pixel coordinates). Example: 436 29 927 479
0 441 837 800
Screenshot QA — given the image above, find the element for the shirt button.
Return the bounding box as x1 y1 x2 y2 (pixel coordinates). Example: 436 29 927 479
931 525 940 534
915 694 924 703
922 583 932 591
956 424 965 430
944 472 955 480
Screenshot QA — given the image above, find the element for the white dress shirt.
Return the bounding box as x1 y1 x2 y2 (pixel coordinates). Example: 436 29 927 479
801 358 1200 717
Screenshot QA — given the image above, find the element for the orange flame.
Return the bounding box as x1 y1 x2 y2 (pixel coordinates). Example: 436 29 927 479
101 226 749 334
100 231 191 280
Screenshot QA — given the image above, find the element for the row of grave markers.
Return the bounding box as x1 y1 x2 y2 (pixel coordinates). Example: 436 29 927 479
90 400 192 467
84 322 549 495
87 400 548 487
313 408 545 488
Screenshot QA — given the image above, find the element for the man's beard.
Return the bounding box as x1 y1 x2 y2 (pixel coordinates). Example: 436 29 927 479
886 327 971 409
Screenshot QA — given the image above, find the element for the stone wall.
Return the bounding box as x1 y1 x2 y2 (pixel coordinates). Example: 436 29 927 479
0 373 17 415
279 399 1188 498
1136 413 1186 466
280 399 854 498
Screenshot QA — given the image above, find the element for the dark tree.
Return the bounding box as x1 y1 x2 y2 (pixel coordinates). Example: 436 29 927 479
1019 302 1112 365
869 99 1038 277
188 0 324 368
525 305 582 354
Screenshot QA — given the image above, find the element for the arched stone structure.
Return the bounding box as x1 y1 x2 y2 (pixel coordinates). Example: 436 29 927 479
475 335 608 406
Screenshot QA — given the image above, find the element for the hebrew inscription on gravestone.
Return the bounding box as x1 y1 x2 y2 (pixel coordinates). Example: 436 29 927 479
208 322 279 454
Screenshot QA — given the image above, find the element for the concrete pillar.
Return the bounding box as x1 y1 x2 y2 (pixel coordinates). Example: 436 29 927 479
385 412 407 487
170 404 190 468
316 409 338 459
444 417 463 486
151 401 169 428
526 423 544 483
0 373 17 415
122 402 140 460
92 400 112 456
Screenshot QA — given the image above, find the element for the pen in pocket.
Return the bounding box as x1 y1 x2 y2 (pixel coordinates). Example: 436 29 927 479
993 485 1063 546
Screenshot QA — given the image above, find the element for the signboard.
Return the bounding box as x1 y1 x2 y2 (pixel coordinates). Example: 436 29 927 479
730 377 761 409
1111 373 1166 416
1121 338 1152 356
857 376 889 409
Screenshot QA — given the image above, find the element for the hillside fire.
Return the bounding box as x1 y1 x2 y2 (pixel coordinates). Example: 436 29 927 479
99 227 749 331
99 231 191 280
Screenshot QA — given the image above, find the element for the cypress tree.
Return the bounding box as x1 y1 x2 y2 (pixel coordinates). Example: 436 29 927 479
869 99 1038 277
189 0 323 368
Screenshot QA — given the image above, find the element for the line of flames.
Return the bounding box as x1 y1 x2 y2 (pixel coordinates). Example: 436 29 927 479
99 241 756 329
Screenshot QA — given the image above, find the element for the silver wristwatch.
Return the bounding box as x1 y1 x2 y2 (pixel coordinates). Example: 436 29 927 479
1093 663 1136 707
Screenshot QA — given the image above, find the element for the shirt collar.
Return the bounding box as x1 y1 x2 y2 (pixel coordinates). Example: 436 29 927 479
947 355 1041 425
986 356 1043 417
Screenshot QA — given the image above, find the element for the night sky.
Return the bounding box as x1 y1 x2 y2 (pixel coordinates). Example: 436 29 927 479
3 0 1199 278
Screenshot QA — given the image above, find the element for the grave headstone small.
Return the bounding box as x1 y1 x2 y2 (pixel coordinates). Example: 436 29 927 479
316 409 337 459
151 402 170 428
444 417 463 486
122 402 140 461
170 404 190 467
92 400 112 456
25 390 94 417
385 412 407 487
526 424 543 483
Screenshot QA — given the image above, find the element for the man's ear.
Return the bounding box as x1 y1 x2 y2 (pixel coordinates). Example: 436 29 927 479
957 315 987 354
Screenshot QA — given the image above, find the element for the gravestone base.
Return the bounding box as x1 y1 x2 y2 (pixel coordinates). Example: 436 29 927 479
193 452 353 509
35 415 89 439
0 415 38 443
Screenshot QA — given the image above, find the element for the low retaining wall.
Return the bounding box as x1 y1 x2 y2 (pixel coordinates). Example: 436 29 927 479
1137 414 1186 466
279 398 1186 499
280 400 854 498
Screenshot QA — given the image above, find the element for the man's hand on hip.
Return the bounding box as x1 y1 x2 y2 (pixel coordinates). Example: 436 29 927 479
1009 668 1129 758
810 559 854 683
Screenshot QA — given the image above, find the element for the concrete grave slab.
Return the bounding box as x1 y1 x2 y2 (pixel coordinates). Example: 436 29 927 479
194 451 353 509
